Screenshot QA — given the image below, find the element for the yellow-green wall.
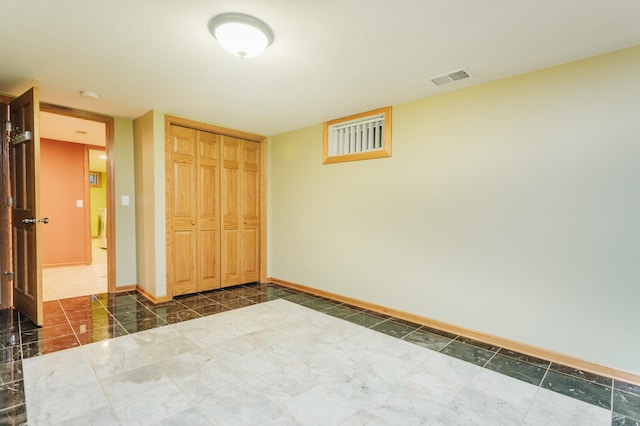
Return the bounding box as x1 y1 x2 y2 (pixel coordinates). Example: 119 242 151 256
89 172 106 237
268 46 640 373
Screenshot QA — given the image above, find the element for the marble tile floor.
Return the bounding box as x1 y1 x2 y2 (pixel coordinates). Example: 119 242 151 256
1 283 639 424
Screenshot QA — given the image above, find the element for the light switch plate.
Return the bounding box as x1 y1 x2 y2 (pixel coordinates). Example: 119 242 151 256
77 200 83 208
122 195 130 206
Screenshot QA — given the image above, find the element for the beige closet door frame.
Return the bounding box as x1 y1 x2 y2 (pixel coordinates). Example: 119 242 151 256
164 115 266 297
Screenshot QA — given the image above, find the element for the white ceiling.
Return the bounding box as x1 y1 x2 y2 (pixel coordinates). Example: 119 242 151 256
2 1 640 137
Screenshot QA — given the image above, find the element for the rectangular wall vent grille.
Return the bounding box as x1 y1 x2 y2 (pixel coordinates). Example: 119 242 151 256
328 113 385 156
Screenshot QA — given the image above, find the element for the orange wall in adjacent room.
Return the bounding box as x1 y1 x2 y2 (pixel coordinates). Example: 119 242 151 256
40 139 86 266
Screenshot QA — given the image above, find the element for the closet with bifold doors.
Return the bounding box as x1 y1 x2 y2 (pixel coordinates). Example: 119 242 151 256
166 121 262 297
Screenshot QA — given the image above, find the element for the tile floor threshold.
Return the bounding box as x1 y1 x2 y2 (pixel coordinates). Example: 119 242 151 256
1 282 639 424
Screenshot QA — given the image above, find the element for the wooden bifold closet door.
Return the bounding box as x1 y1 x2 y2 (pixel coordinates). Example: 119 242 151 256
221 135 260 287
167 124 260 297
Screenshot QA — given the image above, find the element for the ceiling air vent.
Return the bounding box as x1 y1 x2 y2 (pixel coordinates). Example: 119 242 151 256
430 69 470 86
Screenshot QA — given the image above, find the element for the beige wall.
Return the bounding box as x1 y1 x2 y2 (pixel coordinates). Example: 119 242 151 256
268 46 640 373
113 117 137 287
133 110 167 297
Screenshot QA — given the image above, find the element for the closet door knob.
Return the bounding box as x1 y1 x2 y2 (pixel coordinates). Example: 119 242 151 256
191 221 196 225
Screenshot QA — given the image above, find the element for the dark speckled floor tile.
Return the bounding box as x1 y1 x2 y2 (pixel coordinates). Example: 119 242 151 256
0 347 22 364
220 298 255 310
0 309 20 325
0 379 25 409
439 340 495 367
191 303 230 317
111 308 160 324
323 305 362 319
202 290 244 303
455 336 500 352
389 318 422 329
224 287 264 298
614 390 640 422
74 324 128 344
549 362 612 387
119 317 167 334
485 353 547 386
0 361 23 385
246 294 277 303
612 413 640 426
617 380 640 397
21 335 80 359
496 348 550 368
402 328 453 351
175 295 217 310
0 333 20 350
20 323 75 345
343 312 387 328
68 316 115 333
418 325 458 340
371 319 417 339
0 325 20 338
300 298 339 312
0 402 27 425
262 288 297 298
282 293 319 305
541 370 611 410
161 309 204 324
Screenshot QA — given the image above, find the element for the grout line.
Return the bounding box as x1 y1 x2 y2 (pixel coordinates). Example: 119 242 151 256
610 384 615 420
482 350 498 368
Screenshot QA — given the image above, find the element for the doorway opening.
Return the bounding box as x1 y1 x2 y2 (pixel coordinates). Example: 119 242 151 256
39 109 114 300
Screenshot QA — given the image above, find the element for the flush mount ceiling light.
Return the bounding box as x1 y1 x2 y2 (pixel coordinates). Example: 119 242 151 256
208 13 274 58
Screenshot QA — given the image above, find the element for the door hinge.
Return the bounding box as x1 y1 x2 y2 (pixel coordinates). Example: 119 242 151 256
6 196 13 207
11 130 31 145
3 271 14 281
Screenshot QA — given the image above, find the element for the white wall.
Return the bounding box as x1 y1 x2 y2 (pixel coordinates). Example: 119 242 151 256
268 46 640 373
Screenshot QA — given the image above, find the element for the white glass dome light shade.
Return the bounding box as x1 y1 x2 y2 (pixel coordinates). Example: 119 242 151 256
208 13 274 58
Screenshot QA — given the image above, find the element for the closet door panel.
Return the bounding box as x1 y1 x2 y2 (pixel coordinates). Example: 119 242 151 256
198 229 218 290
242 228 259 282
241 141 260 282
196 131 220 291
173 230 197 295
169 126 198 296
221 136 241 287
222 230 240 286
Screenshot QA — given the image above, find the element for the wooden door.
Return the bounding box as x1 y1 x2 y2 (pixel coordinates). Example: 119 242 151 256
1 100 10 309
168 125 198 296
241 141 260 283
221 136 240 287
221 136 260 287
10 88 43 325
196 131 220 291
